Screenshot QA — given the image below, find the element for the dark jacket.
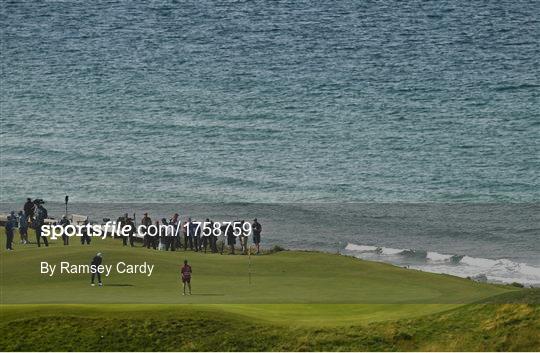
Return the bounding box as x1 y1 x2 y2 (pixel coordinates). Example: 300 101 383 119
36 206 48 222
252 221 262 235
5 217 16 234
91 256 102 266
59 218 70 227
24 201 34 217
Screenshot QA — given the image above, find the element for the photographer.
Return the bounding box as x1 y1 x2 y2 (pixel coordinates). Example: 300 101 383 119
23 198 34 223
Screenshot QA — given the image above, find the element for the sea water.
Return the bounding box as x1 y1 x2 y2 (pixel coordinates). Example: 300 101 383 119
1 0 538 203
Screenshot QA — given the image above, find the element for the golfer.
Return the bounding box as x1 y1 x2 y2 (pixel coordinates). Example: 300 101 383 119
181 260 192 295
91 252 103 286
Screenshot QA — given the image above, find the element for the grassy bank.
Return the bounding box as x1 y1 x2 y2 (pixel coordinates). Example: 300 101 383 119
1 297 539 351
1 229 538 351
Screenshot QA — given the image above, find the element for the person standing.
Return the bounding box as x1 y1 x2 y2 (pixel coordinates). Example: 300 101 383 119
161 218 171 251
182 218 190 251
252 218 262 254
59 215 70 245
34 203 49 247
193 219 201 252
81 219 91 245
155 220 162 250
23 198 34 223
180 260 192 295
239 220 248 255
200 218 210 253
169 213 179 251
90 253 103 286
5 213 16 250
227 223 236 254
141 213 152 249
118 213 128 246
150 219 158 250
209 220 218 253
184 218 194 251
18 211 28 244
125 217 136 247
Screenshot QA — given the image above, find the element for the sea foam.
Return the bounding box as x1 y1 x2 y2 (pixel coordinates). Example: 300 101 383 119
345 242 540 286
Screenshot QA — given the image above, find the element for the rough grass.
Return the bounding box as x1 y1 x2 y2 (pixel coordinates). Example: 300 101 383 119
1 300 538 351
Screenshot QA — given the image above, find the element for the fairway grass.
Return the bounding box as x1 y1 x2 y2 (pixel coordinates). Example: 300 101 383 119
1 229 539 351
1 231 511 305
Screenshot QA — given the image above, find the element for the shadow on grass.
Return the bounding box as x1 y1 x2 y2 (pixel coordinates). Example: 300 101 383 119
186 293 225 296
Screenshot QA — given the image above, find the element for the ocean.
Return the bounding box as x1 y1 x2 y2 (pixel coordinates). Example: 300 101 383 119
1 1 539 284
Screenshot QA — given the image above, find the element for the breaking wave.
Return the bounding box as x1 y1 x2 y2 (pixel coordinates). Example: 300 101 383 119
344 243 540 286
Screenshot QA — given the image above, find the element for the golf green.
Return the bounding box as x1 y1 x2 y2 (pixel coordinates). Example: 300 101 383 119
1 231 511 307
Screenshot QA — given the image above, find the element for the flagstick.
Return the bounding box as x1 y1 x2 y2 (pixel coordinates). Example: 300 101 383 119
248 244 252 285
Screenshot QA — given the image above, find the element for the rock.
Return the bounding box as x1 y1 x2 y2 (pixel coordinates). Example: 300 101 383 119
470 274 488 283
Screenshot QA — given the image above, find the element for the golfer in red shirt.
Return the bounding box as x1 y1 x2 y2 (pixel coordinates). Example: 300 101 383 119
181 260 192 295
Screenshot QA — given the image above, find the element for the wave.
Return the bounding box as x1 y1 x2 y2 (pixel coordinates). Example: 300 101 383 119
344 242 540 286
427 251 452 262
344 244 379 252
345 244 454 261
344 243 405 255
